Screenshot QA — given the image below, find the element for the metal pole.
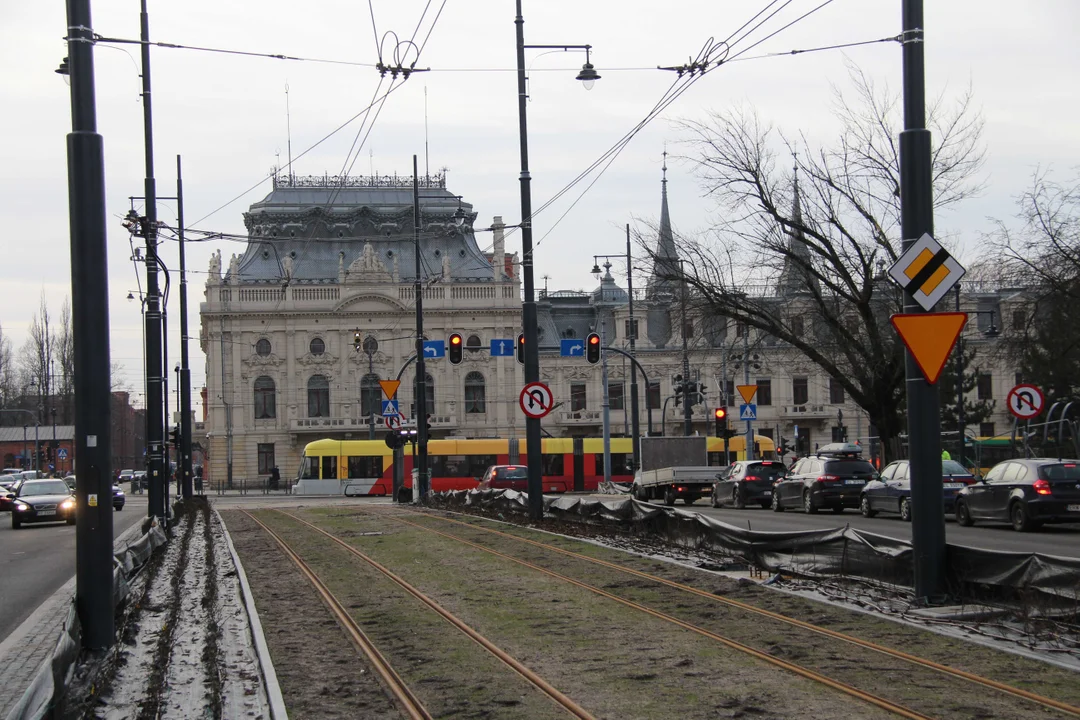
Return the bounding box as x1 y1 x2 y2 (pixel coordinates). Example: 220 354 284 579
65 0 114 649
681 269 692 436
220 318 232 489
177 156 193 499
662 396 671 436
139 0 166 521
601 319 611 484
955 285 965 460
900 0 945 602
22 426 26 470
516 1 544 521
368 351 376 441
162 294 169 499
35 421 40 473
744 325 754 460
412 156 430 500
626 224 641 470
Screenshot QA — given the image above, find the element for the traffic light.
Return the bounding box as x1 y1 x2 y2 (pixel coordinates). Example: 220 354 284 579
517 333 525 365
448 332 463 365
168 425 180 446
673 374 684 407
689 381 706 407
778 436 790 456
353 330 362 352
585 332 600 364
714 407 728 438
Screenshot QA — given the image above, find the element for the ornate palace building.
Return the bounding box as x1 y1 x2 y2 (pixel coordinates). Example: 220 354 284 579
200 171 1022 483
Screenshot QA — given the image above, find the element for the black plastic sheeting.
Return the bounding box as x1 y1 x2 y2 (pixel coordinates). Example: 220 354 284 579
427 490 1080 603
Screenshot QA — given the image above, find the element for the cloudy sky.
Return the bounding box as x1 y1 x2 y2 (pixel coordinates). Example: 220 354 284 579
3 0 1077 408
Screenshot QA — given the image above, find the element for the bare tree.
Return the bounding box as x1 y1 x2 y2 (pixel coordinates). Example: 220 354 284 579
648 67 986 457
18 292 54 423
55 298 75 424
0 322 14 410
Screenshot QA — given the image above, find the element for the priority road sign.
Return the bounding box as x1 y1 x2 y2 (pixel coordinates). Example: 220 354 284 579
422 340 445 358
57 448 68 460
890 312 967 384
736 385 758 404
490 339 515 357
379 380 400 399
888 233 966 312
1007 383 1044 420
560 339 585 357
739 403 757 421
381 399 400 417
519 382 554 419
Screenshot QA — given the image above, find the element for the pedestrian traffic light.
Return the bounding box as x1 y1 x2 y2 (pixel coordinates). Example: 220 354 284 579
673 374 684 407
517 333 525 365
586 332 600 364
353 330 362 352
168 425 180 446
714 407 728 438
448 332 463 365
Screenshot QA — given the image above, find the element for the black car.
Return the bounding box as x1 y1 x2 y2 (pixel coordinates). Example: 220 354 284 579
112 483 126 510
954 458 1080 532
860 459 976 520
10 479 77 529
772 443 877 514
712 460 788 509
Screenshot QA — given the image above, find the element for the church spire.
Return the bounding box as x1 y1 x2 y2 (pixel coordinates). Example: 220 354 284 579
778 155 818 297
647 150 681 300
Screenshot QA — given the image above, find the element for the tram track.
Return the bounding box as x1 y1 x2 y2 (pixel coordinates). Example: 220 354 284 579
241 510 596 720
348 505 1080 720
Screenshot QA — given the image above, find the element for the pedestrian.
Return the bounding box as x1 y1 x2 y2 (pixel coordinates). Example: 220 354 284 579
941 449 952 461
270 466 280 491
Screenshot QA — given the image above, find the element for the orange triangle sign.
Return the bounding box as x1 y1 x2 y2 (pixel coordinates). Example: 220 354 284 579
890 312 967 384
736 385 758 404
379 380 401 399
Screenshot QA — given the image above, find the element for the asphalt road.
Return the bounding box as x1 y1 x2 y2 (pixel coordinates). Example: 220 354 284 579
0 497 147 643
689 501 1080 556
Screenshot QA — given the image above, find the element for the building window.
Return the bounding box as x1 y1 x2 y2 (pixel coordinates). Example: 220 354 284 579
647 381 661 410
360 373 381 418
255 338 271 357
757 378 772 406
563 328 576 339
254 376 276 419
1014 372 1023 386
608 382 624 410
979 422 995 438
464 372 486 413
977 373 993 400
790 316 804 337
792 377 809 406
1012 309 1025 329
829 377 845 405
309 337 325 356
257 443 275 475
571 383 587 411
683 320 694 339
307 375 330 417
624 319 638 340
735 322 746 338
466 334 482 353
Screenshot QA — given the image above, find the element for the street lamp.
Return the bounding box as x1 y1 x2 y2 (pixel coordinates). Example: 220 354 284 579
516 1 600 519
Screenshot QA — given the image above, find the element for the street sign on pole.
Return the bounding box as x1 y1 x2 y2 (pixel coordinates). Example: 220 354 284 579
888 232 967 312
739 403 757 421
490 339 515 357
890 312 967 384
560 339 585 357
736 385 758 404
1007 384 1045 420
381 399 400 417
519 382 554 419
422 340 445 358
384 414 402 430
379 380 400 399
57 448 69 460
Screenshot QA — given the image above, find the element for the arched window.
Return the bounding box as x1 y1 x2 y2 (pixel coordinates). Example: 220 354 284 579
360 373 381 418
309 337 325 356
466 334 482 353
255 338 271 357
307 375 330 417
465 372 486 414
254 376 276 419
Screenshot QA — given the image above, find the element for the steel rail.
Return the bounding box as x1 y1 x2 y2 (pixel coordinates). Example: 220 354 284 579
391 508 1080 719
240 510 432 720
272 510 596 720
341 509 932 719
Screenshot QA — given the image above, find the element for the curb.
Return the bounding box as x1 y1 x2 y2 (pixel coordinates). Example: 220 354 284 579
215 508 289 720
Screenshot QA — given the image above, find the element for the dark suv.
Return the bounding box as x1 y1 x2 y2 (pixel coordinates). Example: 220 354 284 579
712 460 788 509
772 443 877 514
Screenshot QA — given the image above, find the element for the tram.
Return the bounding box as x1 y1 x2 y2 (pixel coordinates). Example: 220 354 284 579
294 435 776 496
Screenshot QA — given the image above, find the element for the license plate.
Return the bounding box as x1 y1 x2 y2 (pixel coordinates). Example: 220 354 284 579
943 483 964 489
38 509 56 516
762 491 772 496
844 479 864 485
1068 504 1080 512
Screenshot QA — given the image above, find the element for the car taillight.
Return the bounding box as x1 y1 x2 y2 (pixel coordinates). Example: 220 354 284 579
818 474 840 483
744 475 761 482
1033 479 1052 495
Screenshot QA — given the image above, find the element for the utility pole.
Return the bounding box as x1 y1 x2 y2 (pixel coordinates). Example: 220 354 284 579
177 156 193 499
743 324 754 460
64 0 115 649
411 156 430 500
900 0 945 602
626 224 641 469
600 319 612 484
680 265 692 436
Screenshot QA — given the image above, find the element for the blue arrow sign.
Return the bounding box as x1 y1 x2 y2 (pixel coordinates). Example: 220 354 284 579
422 340 445 358
490 339 514 357
560 339 585 357
739 403 757 421
382 399 400 417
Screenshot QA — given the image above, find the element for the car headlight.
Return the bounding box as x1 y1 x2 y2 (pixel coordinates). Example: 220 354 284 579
60 499 75 510
14 502 29 512
115 489 125 496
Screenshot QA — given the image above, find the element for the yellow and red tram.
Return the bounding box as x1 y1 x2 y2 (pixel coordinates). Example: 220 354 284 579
296 435 776 495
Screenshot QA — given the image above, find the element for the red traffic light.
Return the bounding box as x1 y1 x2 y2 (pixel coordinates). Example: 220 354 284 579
714 408 727 420
588 335 599 345
450 335 462 345
585 332 601 364
448 332 464 364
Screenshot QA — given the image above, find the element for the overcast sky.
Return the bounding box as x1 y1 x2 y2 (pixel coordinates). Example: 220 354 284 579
3 1 1078 409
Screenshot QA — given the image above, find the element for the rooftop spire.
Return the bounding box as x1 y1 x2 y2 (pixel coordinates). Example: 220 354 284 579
647 149 681 300
777 153 818 297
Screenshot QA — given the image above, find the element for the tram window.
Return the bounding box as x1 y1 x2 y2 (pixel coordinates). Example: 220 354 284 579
321 455 337 480
430 455 497 478
300 457 319 479
593 453 631 475
541 454 564 476
347 456 382 478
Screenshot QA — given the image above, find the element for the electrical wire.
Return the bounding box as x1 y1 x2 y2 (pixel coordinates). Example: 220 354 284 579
92 34 378 68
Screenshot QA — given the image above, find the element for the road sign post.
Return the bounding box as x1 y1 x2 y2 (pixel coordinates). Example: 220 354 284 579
519 382 554 419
